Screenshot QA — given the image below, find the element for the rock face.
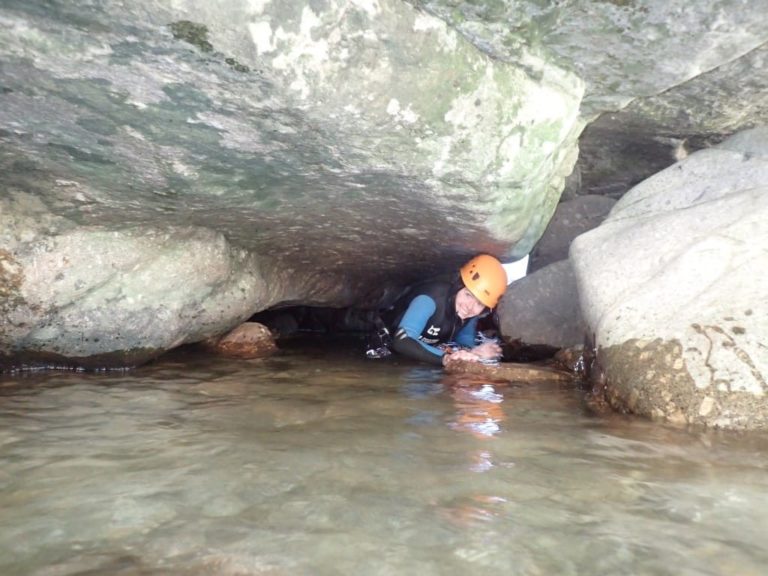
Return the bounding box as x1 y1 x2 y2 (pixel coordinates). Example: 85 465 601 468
1 0 767 389
528 195 616 272
498 260 584 349
0 194 265 368
571 128 768 429
498 195 614 349
575 40 768 198
0 0 585 368
415 0 768 198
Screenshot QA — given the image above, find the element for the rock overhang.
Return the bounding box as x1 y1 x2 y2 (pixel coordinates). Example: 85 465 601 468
0 0 584 266
0 0 585 367
2 0 768 370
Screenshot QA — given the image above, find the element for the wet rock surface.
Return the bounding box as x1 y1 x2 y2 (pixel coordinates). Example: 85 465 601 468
202 322 277 359
0 207 267 369
571 128 768 429
498 259 584 349
444 358 575 384
596 339 768 430
0 0 587 367
0 0 767 426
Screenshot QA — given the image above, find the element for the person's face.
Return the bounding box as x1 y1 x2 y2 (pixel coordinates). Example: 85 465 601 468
455 287 485 320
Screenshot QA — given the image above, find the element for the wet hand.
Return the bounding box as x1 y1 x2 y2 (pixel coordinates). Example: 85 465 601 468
472 342 502 359
443 349 480 366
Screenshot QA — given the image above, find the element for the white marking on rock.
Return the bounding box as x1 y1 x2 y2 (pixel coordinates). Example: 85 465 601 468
249 21 275 54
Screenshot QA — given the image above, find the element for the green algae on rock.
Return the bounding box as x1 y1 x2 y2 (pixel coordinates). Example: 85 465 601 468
169 20 214 53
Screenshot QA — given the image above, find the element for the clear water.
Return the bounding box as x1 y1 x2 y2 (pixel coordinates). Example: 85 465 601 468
1 338 767 576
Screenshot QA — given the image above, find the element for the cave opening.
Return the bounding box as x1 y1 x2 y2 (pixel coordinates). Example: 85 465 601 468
249 305 562 364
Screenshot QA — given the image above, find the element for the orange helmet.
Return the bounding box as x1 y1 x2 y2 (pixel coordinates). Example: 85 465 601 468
460 254 507 308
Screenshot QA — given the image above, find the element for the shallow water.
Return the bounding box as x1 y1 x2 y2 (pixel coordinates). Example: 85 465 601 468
1 338 767 576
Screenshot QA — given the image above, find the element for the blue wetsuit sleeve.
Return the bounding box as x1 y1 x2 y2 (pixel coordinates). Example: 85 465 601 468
455 317 479 348
391 295 445 365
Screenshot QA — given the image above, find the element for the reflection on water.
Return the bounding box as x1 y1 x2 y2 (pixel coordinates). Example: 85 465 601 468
1 338 768 576
448 379 506 440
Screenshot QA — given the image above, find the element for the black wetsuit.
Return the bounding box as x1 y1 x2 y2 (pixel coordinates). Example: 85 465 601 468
387 278 481 365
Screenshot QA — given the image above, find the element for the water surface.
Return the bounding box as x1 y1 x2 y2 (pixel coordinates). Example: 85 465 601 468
1 338 767 575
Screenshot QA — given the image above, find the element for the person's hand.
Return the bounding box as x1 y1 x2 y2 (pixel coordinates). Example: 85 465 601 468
442 349 480 366
472 342 502 359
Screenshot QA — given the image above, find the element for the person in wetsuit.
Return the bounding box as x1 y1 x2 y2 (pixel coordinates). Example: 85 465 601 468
387 254 508 366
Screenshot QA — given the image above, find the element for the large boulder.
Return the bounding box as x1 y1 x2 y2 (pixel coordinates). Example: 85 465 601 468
571 127 768 429
575 41 768 198
0 0 585 368
415 1 768 198
498 195 614 349
528 195 616 272
415 1 768 116
498 260 584 349
0 192 264 368
2 0 768 370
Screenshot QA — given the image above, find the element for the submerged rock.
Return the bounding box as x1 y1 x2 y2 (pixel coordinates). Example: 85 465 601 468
444 359 574 384
571 127 768 429
202 322 277 359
